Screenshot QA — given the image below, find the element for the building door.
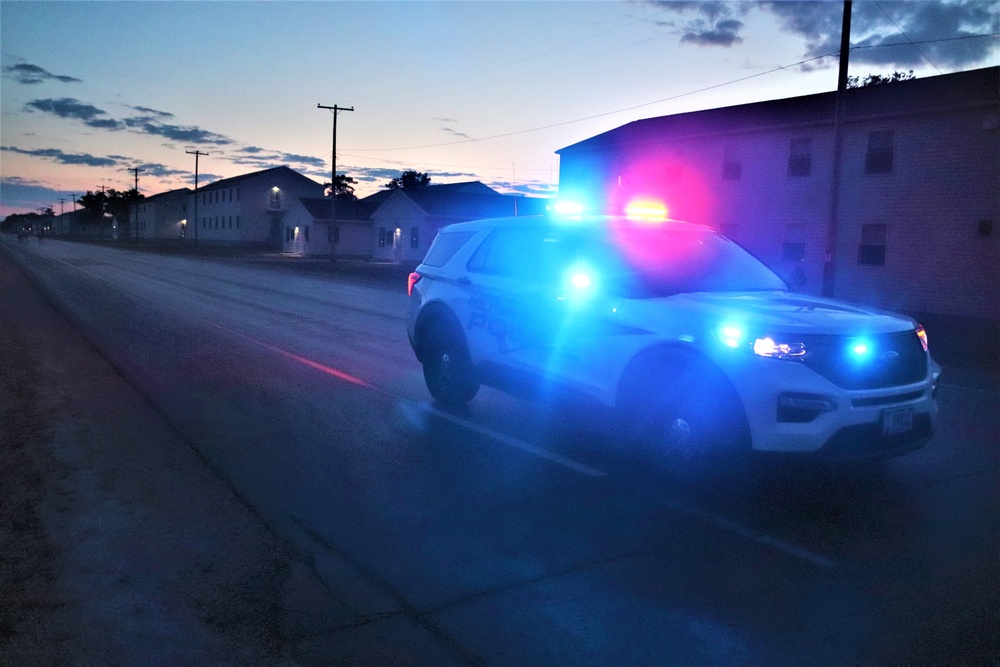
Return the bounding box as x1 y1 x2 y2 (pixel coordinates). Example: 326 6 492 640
393 227 402 262
293 226 304 254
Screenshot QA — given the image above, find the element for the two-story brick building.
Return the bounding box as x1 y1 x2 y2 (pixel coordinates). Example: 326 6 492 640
182 165 324 249
556 66 999 321
133 188 191 240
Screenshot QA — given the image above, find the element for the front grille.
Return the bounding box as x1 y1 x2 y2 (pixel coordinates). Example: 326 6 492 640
798 331 927 390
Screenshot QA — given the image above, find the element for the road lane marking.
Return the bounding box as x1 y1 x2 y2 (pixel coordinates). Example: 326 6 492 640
43 245 836 570
207 322 376 389
417 402 608 478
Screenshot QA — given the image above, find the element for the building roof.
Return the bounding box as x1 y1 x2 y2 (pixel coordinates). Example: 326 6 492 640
558 66 999 154
199 165 319 191
393 187 519 220
142 187 191 202
299 197 379 222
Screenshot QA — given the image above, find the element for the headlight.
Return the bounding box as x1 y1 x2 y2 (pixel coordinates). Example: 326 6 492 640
752 336 807 360
715 325 807 361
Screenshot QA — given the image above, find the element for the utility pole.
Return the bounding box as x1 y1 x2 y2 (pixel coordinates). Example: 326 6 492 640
129 166 143 240
823 0 852 297
317 103 353 263
70 194 77 211
187 150 208 246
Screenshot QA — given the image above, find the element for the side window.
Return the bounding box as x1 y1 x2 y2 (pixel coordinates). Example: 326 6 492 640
788 138 812 177
722 145 742 181
865 130 894 174
422 231 476 267
858 223 887 266
782 223 806 261
467 228 538 277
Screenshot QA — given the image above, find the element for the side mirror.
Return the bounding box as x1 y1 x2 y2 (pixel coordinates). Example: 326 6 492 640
785 267 807 290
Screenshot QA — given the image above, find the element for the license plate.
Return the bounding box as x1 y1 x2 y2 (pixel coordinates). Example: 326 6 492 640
882 406 914 436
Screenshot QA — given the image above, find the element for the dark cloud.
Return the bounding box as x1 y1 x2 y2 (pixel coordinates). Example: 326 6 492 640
130 105 174 118
645 1 998 68
3 62 81 85
681 18 745 46
122 118 233 145
229 148 326 171
647 1 749 47
25 97 233 144
0 177 73 215
1 145 117 167
440 127 473 140
25 97 112 123
764 0 999 69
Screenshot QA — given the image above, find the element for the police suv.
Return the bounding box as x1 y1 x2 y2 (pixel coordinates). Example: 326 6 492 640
406 207 940 467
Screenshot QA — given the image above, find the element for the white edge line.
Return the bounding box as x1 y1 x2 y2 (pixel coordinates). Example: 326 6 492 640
421 403 607 478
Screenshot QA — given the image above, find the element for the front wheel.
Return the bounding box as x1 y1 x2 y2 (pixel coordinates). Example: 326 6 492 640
623 357 749 475
421 321 479 407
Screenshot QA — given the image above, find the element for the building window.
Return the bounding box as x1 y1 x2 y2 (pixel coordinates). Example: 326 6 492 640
858 224 887 266
286 226 293 242
410 227 419 249
722 145 742 180
782 223 806 261
865 130 894 174
236 215 240 229
787 138 812 177
304 225 310 243
378 227 386 247
228 216 232 229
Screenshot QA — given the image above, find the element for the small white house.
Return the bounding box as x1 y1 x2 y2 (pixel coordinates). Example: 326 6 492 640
283 198 376 258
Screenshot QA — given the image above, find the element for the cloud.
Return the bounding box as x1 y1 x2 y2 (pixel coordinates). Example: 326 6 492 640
0 177 73 216
130 105 174 119
681 18 745 46
1 145 118 167
649 1 749 46
122 117 233 145
228 147 326 171
3 62 82 85
24 97 233 144
764 0 999 70
25 97 118 128
440 127 473 140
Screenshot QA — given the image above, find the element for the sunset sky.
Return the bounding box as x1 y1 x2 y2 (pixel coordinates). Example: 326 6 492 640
2 0 997 216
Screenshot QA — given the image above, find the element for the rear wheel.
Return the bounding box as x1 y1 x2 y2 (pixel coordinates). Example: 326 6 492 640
420 320 479 407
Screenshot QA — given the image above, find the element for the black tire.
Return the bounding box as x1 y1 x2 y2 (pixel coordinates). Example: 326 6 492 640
622 354 749 475
420 320 479 407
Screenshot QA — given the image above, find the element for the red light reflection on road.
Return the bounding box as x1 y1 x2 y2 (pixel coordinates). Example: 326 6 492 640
209 323 375 390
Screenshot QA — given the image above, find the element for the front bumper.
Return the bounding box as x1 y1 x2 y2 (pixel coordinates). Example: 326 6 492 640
731 356 941 460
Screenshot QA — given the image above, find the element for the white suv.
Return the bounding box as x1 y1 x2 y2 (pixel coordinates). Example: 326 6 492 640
406 212 940 467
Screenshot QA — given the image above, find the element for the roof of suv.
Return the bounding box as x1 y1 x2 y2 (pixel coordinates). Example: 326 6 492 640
440 213 716 234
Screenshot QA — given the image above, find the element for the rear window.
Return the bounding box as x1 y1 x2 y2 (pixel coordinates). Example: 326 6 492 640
421 231 476 267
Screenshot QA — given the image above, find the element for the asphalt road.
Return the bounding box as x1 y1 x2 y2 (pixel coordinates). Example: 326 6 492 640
2 236 998 665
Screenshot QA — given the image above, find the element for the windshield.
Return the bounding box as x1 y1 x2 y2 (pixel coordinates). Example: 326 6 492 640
556 222 788 298
610 223 787 296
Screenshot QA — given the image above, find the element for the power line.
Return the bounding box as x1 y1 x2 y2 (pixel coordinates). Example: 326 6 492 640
346 52 836 152
874 1 943 74
345 31 997 154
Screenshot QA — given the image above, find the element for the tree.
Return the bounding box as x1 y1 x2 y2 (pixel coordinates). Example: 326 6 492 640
384 170 431 190
847 70 915 88
78 188 143 228
324 174 358 201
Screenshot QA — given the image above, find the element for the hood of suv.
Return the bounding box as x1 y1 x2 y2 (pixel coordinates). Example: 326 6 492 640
619 291 916 336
